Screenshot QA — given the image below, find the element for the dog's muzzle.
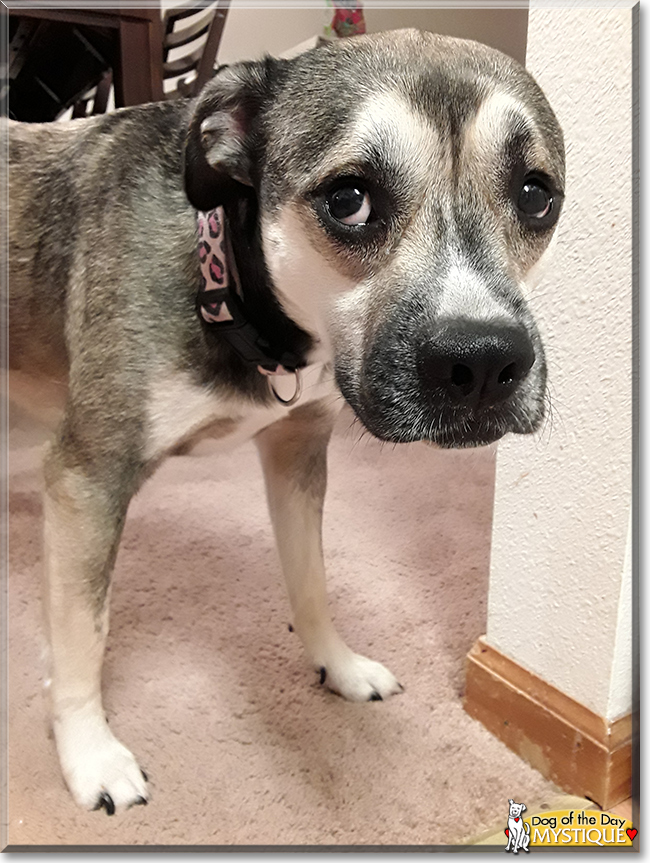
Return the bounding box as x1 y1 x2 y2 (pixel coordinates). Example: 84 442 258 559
336 312 546 449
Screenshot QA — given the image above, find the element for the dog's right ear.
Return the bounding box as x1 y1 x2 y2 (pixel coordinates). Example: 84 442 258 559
183 58 282 212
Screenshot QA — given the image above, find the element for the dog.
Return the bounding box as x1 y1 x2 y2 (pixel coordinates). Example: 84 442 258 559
6 29 564 814
505 800 531 853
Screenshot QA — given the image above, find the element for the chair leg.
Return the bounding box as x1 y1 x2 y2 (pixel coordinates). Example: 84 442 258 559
72 99 88 119
92 69 112 115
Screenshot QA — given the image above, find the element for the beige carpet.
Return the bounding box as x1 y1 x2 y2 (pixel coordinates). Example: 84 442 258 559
6 407 558 848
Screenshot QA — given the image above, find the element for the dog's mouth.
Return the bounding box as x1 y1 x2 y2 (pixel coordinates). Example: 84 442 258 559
420 408 541 449
340 390 544 449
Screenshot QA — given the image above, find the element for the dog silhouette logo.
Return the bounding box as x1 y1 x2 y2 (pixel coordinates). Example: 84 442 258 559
505 799 531 853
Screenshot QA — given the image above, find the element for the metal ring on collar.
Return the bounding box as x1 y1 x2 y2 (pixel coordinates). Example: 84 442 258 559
268 369 303 406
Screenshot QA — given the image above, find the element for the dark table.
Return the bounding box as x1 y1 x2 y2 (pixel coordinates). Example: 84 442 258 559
7 1 164 109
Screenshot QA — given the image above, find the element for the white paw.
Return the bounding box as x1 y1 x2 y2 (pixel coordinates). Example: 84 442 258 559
319 651 404 702
55 710 149 814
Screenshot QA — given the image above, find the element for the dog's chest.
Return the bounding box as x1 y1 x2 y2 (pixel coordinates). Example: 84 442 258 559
144 364 336 461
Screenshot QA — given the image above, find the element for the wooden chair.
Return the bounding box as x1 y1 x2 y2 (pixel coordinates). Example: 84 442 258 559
162 0 231 99
76 2 231 115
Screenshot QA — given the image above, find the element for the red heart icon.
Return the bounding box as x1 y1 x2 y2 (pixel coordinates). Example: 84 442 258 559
627 828 638 841
504 828 509 837
515 817 520 822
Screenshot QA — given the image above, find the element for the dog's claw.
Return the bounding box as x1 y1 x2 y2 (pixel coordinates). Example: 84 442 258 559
134 796 148 807
288 623 294 632
369 691 383 701
319 667 327 685
94 792 115 816
140 769 148 782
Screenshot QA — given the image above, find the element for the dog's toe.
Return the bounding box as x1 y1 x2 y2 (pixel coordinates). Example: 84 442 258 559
319 652 403 702
55 712 149 813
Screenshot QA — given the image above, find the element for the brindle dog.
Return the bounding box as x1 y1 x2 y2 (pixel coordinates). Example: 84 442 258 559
7 30 564 812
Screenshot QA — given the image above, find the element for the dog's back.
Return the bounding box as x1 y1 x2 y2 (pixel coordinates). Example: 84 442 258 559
8 104 197 378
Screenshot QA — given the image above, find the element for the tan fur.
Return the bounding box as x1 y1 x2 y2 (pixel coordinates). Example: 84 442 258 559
256 399 337 498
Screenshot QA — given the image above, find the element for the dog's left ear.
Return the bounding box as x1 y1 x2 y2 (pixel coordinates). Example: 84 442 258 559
183 58 283 211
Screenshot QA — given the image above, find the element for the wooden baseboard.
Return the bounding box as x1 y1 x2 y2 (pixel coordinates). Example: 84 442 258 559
464 637 632 810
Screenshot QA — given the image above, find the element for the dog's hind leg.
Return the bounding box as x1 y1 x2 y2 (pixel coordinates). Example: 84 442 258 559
42 443 148 813
255 399 403 702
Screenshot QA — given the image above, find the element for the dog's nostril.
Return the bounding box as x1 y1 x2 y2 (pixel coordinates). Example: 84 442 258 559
498 362 517 386
451 364 473 387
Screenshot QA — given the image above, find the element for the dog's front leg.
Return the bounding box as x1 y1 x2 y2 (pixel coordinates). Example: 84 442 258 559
255 400 403 702
43 444 148 813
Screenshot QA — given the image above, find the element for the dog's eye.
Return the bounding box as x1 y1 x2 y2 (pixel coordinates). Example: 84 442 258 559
517 180 552 220
327 185 372 226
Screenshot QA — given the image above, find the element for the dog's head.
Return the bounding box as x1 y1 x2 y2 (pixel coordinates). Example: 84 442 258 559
509 800 527 819
184 30 564 447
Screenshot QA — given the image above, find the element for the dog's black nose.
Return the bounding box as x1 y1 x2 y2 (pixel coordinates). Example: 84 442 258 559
418 320 535 408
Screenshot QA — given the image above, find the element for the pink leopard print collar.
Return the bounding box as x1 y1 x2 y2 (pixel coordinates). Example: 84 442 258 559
196 207 303 404
197 208 240 325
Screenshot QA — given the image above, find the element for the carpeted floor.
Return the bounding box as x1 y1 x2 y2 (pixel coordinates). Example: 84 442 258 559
6 407 559 847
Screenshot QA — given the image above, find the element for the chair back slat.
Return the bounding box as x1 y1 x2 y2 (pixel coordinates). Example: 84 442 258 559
163 0 211 30
163 9 213 53
164 45 203 80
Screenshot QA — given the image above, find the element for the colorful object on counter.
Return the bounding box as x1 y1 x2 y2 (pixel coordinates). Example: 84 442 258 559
325 0 366 39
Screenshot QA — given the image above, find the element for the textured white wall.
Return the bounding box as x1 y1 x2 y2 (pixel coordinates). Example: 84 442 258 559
607 515 632 720
486 8 633 721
